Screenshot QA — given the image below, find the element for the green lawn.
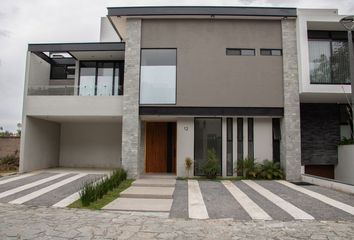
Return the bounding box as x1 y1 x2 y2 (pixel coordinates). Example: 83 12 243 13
69 179 133 210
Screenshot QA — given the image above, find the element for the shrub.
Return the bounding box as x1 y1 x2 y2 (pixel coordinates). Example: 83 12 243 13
80 168 127 206
339 137 354 145
258 160 284 180
235 158 284 180
202 149 220 179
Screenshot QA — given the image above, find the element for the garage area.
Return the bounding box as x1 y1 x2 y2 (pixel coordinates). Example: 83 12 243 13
20 116 122 172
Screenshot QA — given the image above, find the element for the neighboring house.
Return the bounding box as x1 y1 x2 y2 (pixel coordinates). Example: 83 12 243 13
297 9 353 179
19 6 352 181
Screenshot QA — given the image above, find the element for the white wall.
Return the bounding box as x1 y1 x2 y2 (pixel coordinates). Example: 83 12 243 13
28 53 50 87
176 118 194 177
335 145 354 184
20 117 60 172
254 118 273 163
100 17 120 42
59 122 122 169
297 9 352 96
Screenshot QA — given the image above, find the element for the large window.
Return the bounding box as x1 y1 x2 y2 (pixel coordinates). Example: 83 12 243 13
308 31 351 84
79 61 123 96
140 49 176 104
194 118 222 176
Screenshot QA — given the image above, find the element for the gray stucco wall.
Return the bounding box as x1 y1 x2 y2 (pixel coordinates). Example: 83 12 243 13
141 19 284 108
121 19 142 178
301 103 340 165
59 122 122 169
280 19 301 181
20 117 60 172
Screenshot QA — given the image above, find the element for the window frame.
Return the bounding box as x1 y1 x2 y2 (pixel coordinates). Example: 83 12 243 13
308 31 351 85
226 48 256 56
260 48 283 56
78 60 124 96
193 117 223 177
139 48 177 105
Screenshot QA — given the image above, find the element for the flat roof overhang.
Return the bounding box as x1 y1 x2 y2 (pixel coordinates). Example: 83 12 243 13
28 42 125 64
107 6 297 17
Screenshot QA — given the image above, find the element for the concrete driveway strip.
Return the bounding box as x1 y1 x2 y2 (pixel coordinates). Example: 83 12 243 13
10 173 88 204
188 180 209 219
0 173 69 200
0 172 38 185
222 180 272 220
242 180 314 220
277 180 354 216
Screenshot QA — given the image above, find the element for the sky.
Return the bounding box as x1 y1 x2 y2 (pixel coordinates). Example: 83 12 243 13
0 0 354 132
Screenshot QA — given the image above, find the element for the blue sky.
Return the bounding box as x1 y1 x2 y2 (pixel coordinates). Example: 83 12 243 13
0 0 353 132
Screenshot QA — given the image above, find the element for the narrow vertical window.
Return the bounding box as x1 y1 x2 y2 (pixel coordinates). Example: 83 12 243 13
248 118 254 159
272 118 281 162
237 118 243 176
226 118 233 176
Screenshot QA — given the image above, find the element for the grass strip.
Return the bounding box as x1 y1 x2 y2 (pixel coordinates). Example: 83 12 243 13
69 179 133 210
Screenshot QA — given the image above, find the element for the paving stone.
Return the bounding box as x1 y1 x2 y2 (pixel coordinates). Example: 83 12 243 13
120 186 174 199
103 198 173 212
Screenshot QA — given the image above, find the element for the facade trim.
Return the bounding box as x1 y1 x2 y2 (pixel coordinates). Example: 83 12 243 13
139 107 284 116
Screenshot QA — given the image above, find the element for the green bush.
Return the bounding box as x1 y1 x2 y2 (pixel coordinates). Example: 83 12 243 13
339 137 354 145
236 158 284 180
202 149 220 179
80 168 127 206
258 160 284 180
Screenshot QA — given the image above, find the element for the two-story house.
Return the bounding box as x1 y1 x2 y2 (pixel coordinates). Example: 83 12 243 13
19 6 353 182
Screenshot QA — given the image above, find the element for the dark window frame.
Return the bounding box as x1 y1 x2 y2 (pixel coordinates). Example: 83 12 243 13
308 30 352 85
78 60 124 96
236 118 244 176
193 117 223 177
247 118 254 159
226 48 256 56
260 48 282 56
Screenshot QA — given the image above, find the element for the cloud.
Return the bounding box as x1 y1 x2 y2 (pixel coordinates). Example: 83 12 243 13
0 29 11 38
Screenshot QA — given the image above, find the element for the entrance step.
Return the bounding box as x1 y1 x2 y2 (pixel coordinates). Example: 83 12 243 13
103 198 173 212
140 174 176 179
120 186 174 199
132 178 176 187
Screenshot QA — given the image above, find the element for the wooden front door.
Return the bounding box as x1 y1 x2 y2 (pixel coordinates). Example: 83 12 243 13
145 122 176 173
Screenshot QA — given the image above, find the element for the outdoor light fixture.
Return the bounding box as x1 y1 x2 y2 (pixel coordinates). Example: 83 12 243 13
340 16 354 129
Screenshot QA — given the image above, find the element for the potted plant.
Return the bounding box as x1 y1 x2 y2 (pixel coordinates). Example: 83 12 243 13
185 157 193 178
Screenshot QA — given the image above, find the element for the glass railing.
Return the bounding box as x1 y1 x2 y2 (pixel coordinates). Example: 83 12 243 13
27 85 123 96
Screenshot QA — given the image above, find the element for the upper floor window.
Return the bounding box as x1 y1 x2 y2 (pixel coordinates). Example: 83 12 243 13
50 64 75 79
308 31 351 85
140 49 177 104
260 49 282 56
226 48 255 56
79 61 123 96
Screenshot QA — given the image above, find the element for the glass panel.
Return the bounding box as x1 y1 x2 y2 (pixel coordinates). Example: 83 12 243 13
140 49 176 104
260 49 271 55
97 63 113 96
227 118 233 176
241 49 255 56
271 49 282 56
248 118 254 159
332 41 350 84
79 64 95 96
226 49 241 55
194 118 222 176
114 67 120 96
309 40 331 84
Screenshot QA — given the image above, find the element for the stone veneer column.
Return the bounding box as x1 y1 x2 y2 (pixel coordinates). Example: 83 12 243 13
121 19 141 178
280 19 301 182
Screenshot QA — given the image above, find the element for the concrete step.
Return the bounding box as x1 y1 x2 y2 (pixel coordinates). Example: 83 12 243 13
103 198 173 212
120 186 174 199
140 174 176 179
132 178 176 187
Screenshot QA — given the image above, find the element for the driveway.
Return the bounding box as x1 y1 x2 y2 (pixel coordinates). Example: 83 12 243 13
171 179 354 221
0 168 107 207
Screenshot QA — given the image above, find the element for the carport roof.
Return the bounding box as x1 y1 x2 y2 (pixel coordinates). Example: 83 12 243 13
28 42 125 65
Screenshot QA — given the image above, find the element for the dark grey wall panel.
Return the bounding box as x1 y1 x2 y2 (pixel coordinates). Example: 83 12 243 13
300 103 340 165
